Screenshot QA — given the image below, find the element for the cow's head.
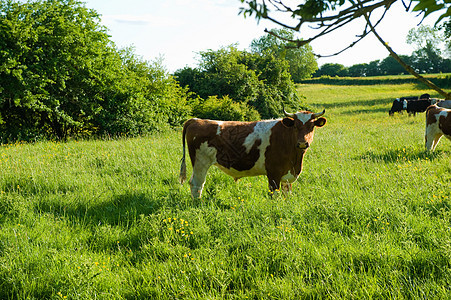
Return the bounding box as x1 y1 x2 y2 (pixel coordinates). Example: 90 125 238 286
389 99 403 116
281 108 326 150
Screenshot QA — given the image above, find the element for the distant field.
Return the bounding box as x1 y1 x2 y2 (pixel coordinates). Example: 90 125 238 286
302 73 451 88
0 77 451 299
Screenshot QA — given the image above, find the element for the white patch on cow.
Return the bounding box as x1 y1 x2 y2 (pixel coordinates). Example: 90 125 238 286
195 141 218 166
403 100 408 110
281 170 298 183
294 112 313 124
190 141 218 198
243 120 277 153
214 121 224 135
436 110 449 121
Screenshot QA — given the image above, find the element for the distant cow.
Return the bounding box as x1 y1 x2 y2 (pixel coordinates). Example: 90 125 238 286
389 97 419 116
425 105 451 151
179 109 326 198
389 94 439 116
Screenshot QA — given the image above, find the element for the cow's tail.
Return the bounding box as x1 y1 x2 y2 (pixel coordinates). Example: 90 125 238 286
179 121 189 184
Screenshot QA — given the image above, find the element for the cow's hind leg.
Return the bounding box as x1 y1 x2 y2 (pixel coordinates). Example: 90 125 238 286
187 142 217 199
425 124 442 151
427 134 442 151
189 164 210 199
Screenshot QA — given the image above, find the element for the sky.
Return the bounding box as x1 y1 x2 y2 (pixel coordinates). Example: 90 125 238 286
83 0 438 73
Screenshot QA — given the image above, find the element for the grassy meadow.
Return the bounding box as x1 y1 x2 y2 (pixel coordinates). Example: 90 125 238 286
1 77 451 299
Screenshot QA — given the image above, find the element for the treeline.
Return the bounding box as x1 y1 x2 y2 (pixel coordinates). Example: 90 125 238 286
1 0 448 142
0 0 192 141
0 1 309 142
315 53 451 77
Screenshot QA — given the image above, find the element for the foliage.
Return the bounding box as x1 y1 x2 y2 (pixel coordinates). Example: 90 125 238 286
445 20 451 58
241 0 450 30
175 46 304 120
240 0 450 97
0 0 190 141
411 44 451 74
314 63 348 77
407 25 444 51
192 95 260 121
411 0 450 24
1 77 451 298
250 28 318 82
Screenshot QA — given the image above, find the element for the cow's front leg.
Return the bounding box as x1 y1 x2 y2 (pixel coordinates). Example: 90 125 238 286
267 176 281 196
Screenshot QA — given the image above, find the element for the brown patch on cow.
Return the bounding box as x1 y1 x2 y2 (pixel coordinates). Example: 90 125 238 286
184 119 261 172
214 121 261 171
439 112 451 136
184 119 219 167
427 105 451 136
426 105 441 126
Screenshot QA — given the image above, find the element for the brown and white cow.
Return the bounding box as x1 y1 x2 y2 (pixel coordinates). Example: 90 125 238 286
179 109 326 198
425 105 451 151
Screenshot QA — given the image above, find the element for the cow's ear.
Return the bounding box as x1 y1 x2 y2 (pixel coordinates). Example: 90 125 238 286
282 117 295 127
314 117 326 127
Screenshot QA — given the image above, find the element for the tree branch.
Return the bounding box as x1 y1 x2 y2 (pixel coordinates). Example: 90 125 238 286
244 0 450 99
360 2 451 99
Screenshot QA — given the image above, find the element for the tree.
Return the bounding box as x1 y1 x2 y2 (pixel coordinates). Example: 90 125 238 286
366 60 382 76
315 63 348 77
444 20 451 58
379 55 411 75
240 0 451 98
250 28 318 81
406 24 451 73
175 45 303 120
407 25 443 52
0 0 189 140
348 63 369 77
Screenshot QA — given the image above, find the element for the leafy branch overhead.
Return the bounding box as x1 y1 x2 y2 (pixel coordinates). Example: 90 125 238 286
240 0 448 52
240 0 451 99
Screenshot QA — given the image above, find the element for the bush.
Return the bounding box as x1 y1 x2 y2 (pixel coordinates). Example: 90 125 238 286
0 0 190 141
193 95 260 121
175 46 304 120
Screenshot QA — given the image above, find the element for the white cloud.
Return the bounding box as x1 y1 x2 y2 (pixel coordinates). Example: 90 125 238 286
101 14 183 28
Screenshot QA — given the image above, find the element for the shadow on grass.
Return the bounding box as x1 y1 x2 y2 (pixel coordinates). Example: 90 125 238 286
35 190 164 226
359 148 443 163
311 98 395 116
311 98 390 110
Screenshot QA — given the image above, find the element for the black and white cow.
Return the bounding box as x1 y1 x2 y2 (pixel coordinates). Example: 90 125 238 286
389 94 442 116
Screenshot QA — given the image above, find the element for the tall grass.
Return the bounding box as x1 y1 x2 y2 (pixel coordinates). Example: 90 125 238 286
0 78 450 299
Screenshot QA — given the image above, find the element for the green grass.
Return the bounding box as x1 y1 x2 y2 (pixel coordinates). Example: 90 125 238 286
1 79 451 299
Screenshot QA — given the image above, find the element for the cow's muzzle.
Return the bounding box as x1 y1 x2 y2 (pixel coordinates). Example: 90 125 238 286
297 142 309 149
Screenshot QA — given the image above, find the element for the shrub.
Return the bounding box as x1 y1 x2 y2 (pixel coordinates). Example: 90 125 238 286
193 95 260 121
0 0 190 141
175 46 304 120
